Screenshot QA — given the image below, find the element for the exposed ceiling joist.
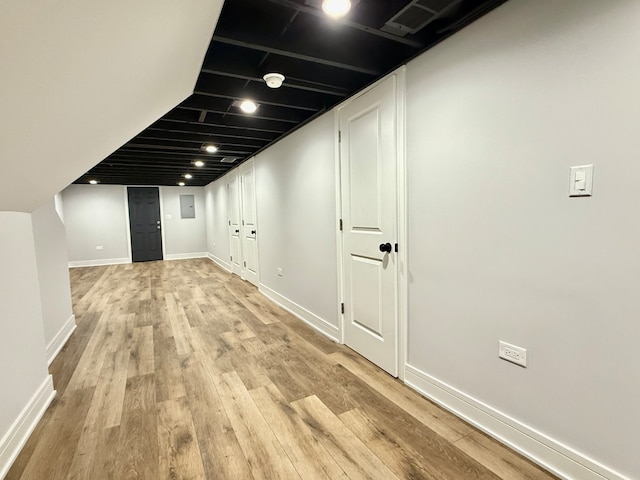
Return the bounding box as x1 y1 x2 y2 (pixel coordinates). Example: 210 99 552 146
201 69 348 97
212 35 380 76
266 0 424 48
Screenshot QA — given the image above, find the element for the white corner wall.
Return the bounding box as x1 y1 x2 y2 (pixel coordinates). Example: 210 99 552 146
162 186 207 259
63 184 208 266
405 0 640 478
0 213 55 478
63 185 130 266
31 199 75 365
205 174 231 270
254 112 340 337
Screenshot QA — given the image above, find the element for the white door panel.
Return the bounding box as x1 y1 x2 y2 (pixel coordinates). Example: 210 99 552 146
228 175 242 276
340 75 398 376
241 161 259 286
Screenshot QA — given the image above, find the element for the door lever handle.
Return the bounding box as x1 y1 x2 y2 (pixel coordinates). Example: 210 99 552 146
251 230 256 235
379 243 392 253
235 229 240 233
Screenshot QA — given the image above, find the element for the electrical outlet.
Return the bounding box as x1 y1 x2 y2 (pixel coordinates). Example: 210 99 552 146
96 245 104 250
499 341 527 367
277 267 283 277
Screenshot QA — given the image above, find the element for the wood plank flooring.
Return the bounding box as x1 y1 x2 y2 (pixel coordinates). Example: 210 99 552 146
6 259 558 480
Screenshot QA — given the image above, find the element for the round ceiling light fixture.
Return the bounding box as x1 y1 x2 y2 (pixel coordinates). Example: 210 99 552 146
178 181 185 186
204 144 218 153
322 0 351 17
89 179 98 185
240 100 258 114
184 174 193 179
194 160 205 167
263 73 285 89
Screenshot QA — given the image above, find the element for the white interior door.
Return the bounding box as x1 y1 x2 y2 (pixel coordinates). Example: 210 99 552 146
240 160 259 286
228 174 242 276
339 75 398 376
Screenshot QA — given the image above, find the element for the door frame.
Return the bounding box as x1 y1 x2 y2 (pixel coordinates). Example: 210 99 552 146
124 185 167 263
239 158 260 286
227 174 243 276
334 66 408 380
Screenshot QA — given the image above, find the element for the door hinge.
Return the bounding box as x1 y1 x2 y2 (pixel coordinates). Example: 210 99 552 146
242 220 245 226
395 243 398 253
228 220 231 226
338 130 341 143
230 256 233 261
341 303 344 314
243 261 246 267
339 219 343 231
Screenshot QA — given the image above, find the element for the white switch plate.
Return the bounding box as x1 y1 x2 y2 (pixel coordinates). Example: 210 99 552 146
499 341 527 367
96 245 103 250
569 165 594 197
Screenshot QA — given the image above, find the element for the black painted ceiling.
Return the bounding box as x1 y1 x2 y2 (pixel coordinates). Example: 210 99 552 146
75 0 506 187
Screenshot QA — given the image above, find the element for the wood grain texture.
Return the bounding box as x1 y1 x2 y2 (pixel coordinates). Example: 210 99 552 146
7 259 558 480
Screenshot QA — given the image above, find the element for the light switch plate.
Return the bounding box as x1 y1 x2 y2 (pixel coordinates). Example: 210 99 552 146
569 165 594 197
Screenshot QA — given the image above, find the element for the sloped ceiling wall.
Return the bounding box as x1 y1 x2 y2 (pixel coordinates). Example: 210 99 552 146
0 0 224 212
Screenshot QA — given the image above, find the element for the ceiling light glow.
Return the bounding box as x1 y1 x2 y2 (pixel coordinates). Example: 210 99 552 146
204 144 218 153
240 100 258 114
194 160 205 167
322 0 351 17
184 174 193 179
89 179 98 185
178 182 185 186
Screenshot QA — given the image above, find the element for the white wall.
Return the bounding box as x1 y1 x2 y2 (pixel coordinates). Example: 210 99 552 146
63 184 208 265
253 112 339 332
405 0 639 478
205 174 231 270
0 0 223 213
0 213 54 477
63 185 130 265
31 199 75 363
161 186 207 258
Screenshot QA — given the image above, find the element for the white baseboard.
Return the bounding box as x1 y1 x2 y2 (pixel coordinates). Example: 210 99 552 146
46 314 76 366
258 284 340 342
404 365 629 480
206 252 232 272
68 257 130 268
165 252 207 261
0 375 56 479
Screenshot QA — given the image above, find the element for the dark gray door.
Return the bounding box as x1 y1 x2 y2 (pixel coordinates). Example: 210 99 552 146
127 187 163 262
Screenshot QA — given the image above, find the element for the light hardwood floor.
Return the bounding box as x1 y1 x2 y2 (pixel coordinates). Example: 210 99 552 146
7 259 558 479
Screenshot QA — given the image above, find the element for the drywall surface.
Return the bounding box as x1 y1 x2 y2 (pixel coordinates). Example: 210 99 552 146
161 186 206 256
0 0 224 212
31 199 74 350
405 0 640 477
205 174 231 268
254 112 339 328
63 185 130 263
0 212 50 445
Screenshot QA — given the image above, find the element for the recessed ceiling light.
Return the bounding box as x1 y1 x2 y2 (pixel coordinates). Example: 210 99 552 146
322 0 351 17
194 160 205 167
240 100 258 114
263 73 285 89
89 179 98 185
204 144 218 153
178 182 185 186
184 174 193 179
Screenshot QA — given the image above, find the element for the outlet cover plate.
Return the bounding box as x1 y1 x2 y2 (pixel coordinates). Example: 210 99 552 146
499 341 527 367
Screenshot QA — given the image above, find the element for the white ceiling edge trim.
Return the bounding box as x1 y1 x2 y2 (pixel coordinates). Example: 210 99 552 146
0 0 225 212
